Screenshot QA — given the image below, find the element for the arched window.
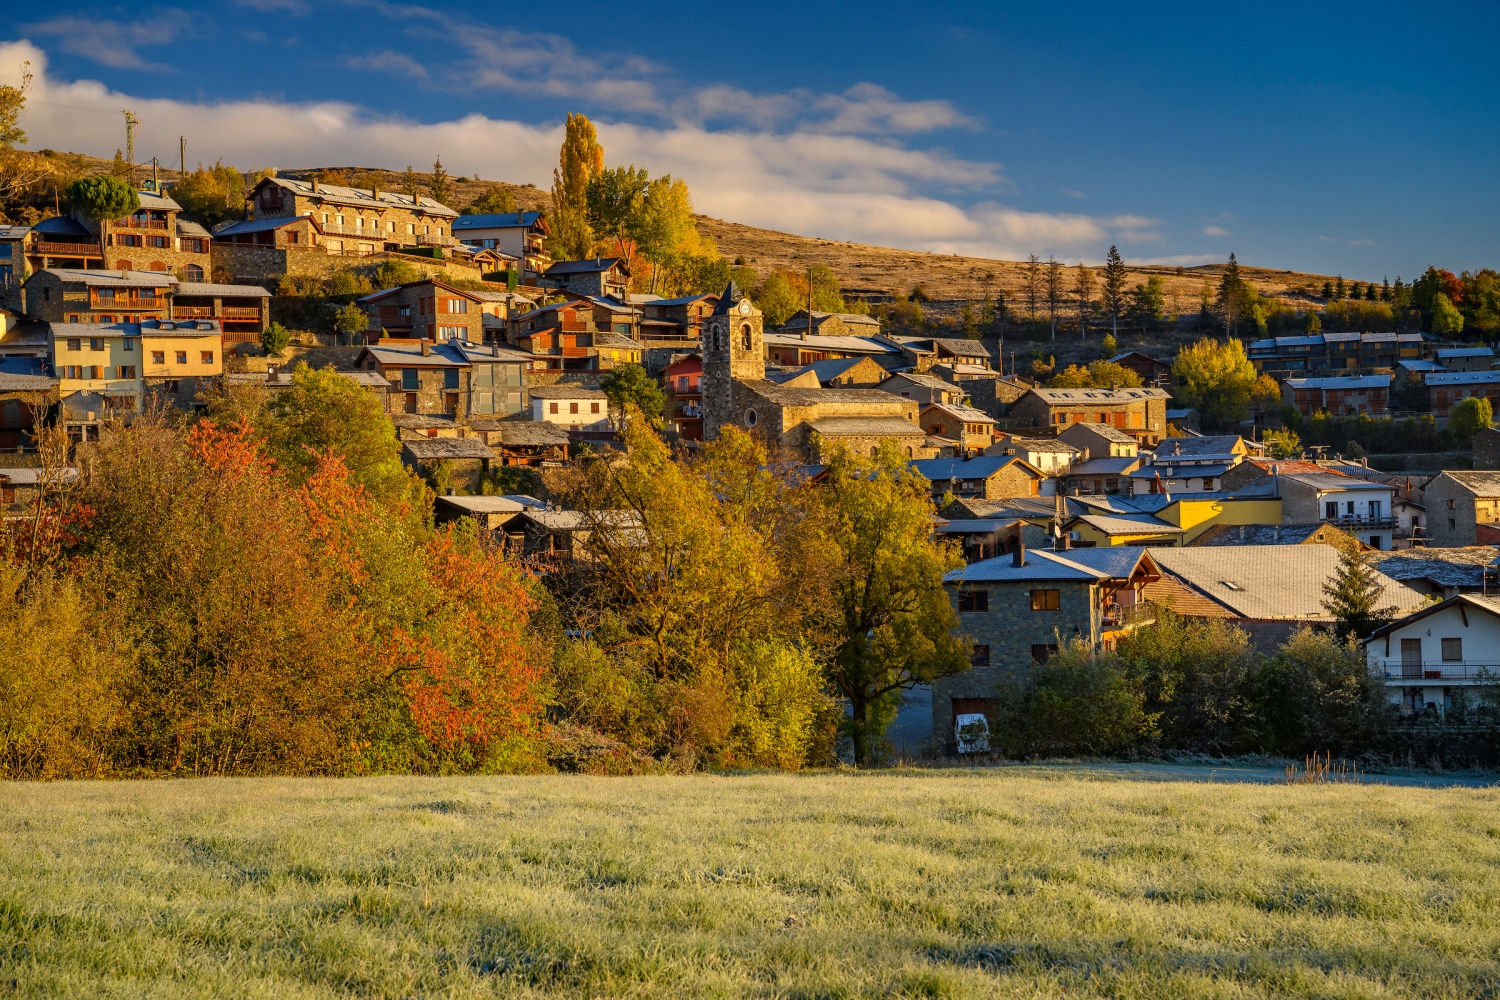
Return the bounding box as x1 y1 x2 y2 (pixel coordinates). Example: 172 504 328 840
740 324 752 351
183 264 204 281
870 447 879 457
118 260 134 270
713 330 723 352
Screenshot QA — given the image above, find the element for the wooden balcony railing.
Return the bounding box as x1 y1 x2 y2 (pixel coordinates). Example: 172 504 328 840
116 218 169 230
91 296 163 309
221 307 262 320
417 234 457 247
172 306 214 318
34 241 102 256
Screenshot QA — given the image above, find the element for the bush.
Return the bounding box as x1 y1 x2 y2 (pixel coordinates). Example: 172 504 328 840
260 321 291 356
1259 628 1389 757
993 641 1154 757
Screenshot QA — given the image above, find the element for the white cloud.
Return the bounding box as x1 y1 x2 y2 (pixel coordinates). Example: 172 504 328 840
20 12 192 71
1202 224 1230 237
0 39 1144 262
344 50 429 80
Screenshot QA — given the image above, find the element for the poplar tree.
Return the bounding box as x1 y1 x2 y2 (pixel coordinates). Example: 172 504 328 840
1023 253 1041 324
1100 245 1127 338
550 112 604 261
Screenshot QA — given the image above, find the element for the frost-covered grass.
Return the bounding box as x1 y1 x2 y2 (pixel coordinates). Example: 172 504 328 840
2 769 1499 998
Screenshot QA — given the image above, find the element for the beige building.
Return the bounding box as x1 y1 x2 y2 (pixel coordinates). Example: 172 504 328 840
51 318 222 424
5 188 213 280
529 384 611 430
1011 386 1170 446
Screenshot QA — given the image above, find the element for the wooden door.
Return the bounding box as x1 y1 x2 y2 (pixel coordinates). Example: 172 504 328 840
1400 638 1422 679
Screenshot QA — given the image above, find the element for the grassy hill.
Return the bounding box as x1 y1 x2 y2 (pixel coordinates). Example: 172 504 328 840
2 770 1497 997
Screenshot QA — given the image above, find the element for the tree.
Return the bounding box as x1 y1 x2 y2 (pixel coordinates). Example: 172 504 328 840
172 160 245 227
260 321 291 357
1044 256 1064 341
1430 292 1465 336
0 60 32 149
637 175 709 294
585 164 649 267
1171 337 1257 429
1102 332 1117 357
1215 253 1250 337
1250 373 1283 416
1305 311 1322 335
400 166 421 204
1262 428 1301 459
1450 396 1492 439
991 642 1153 758
463 185 516 215
1321 546 1396 640
65 175 140 221
819 444 971 766
1022 254 1041 324
1100 245 1127 337
754 271 804 326
1074 262 1094 339
1048 360 1142 389
550 112 603 261
332 301 368 345
427 156 453 207
598 363 665 425
1126 275 1166 334
1335 276 1346 299
1322 281 1334 299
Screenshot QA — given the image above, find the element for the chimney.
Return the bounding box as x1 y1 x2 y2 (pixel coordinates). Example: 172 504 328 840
372 183 379 201
311 176 319 194
421 341 431 356
1054 532 1070 551
491 342 500 357
1013 541 1026 567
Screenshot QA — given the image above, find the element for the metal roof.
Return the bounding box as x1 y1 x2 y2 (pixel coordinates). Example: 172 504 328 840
451 211 546 230
1426 371 1500 385
911 455 1028 480
1435 347 1495 359
1284 375 1392 390
947 545 1155 583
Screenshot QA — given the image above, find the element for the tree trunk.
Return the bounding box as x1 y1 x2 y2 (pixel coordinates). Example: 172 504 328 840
848 691 871 767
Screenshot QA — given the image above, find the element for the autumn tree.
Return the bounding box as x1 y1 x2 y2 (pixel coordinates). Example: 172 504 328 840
172 160 245 226
818 443 970 765
0 60 32 149
1250 373 1283 417
599 363 666 425
1449 397 1492 439
585 164 649 267
1048 359 1143 390
1100 245 1127 337
550 112 603 260
463 185 516 215
1171 337 1257 430
1074 262 1094 339
1430 292 1465 336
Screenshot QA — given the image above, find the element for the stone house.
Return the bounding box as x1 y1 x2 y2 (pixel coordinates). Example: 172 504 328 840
530 384 611 430
541 258 629 299
935 544 1161 749
450 212 552 279
910 455 1044 501
877 372 966 406
1473 427 1500 470
888 336 994 374
1011 386 1169 446
760 330 902 370
1433 347 1495 372
357 279 486 344
15 188 214 280
1281 374 1391 417
776 311 884 341
484 421 571 466
1423 472 1500 547
1057 422 1138 460
1108 351 1173 389
0 365 58 449
26 269 174 324
449 341 530 418
637 292 718 342
985 435 1080 475
1426 371 1500 418
782 356 889 388
400 437 493 493
506 302 596 371
1277 471 1398 549
919 402 995 451
246 175 458 249
1062 456 1142 496
355 341 471 419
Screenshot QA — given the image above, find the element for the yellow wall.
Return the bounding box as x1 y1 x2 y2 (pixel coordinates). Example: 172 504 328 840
1071 520 1183 548
52 332 141 398
141 334 223 380
1158 497 1283 543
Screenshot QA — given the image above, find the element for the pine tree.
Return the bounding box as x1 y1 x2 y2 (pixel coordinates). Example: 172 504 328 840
1365 282 1378 302
1335 275 1346 299
1215 252 1244 337
1381 277 1391 302
401 166 421 204
1349 281 1362 300
550 112 604 261
427 156 452 207
1321 546 1394 640
1074 262 1094 340
1100 246 1127 338
1322 280 1334 299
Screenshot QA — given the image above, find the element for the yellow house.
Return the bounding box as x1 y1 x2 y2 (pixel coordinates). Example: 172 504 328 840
1157 494 1284 544
51 319 223 431
1066 483 1284 548
141 319 224 412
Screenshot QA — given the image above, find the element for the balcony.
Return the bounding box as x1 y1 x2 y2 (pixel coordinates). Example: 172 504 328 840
221 306 263 320
116 218 168 230
172 306 214 318
322 223 393 239
416 234 457 247
1102 603 1155 630
34 241 102 256
1324 516 1396 530
91 296 164 310
1382 662 1500 682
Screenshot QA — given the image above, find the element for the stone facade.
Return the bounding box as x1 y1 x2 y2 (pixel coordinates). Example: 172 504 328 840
540 258 630 298
246 176 459 246
356 343 472 420
1473 428 1500 470
1011 387 1170 446
1424 472 1500 547
701 283 767 440
25 269 173 324
359 279 485 343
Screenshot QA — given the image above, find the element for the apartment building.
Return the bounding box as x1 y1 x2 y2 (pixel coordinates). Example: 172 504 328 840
450 212 552 279
1281 374 1391 417
357 279 487 343
1011 386 1170 447
1426 371 1500 418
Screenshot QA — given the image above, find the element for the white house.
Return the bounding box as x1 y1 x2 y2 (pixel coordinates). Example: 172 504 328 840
1363 594 1500 719
528 384 611 430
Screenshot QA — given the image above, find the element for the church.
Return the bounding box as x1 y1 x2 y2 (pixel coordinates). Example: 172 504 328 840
699 282 935 461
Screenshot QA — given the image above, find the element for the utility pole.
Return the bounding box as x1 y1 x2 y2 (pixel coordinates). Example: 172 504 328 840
151 157 159 193
122 109 139 186
806 265 813 337
179 136 186 181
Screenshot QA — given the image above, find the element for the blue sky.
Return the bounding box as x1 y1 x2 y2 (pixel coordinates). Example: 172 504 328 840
4 1 1497 278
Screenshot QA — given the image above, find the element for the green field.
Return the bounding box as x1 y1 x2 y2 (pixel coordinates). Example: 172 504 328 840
2 770 1498 998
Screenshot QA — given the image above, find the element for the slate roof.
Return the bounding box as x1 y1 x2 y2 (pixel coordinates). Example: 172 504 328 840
1074 513 1186 537
922 401 994 423
434 495 526 515
880 372 959 392
742 382 910 407
0 372 57 393
1375 547 1499 590
402 438 494 460
545 258 625 276
30 217 93 237
762 333 900 355
451 211 546 230
1070 424 1137 444
1435 347 1495 359
797 357 880 383
779 310 883 332
496 422 571 447
810 416 927 438
935 519 1021 534
1192 523 1354 547
1130 462 1232 480
175 219 212 238
1432 471 1500 496
912 455 1032 480
452 342 534 364
1153 435 1244 459
1145 545 1424 620
1398 360 1445 373
1067 457 1140 476
947 545 1156 584
37 268 174 288
358 343 469 368
1426 371 1500 385
1278 472 1393 492
262 176 458 217
527 384 607 399
1027 386 1169 403
50 320 219 338
592 333 643 349
213 217 308 237
135 189 183 212
174 281 271 298
998 436 1080 454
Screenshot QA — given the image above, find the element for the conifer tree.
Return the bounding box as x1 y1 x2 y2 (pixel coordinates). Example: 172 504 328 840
400 166 421 204
1322 280 1334 299
1321 546 1394 640
1214 252 1245 337
1045 256 1063 341
1335 275 1346 299
427 156 452 207
1100 245 1127 338
1381 277 1391 302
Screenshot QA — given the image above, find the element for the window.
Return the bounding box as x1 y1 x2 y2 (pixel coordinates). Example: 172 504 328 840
443 368 459 390
148 235 168 249
970 645 991 667
90 338 105 351
1449 518 1458 531
1442 638 1463 661
444 392 458 414
1346 501 1355 516
444 299 468 314
402 369 420 391
740 324 752 351
590 402 600 414
1030 589 1060 611
569 402 580 414
201 351 214 364
116 365 136 379
549 402 559 414
151 351 165 364
1031 644 1059 663
957 590 988 613
1325 501 1338 520
1448 498 1457 510
176 351 188 364
321 213 329 223
66 338 81 351
89 366 103 380
1369 500 1381 519
184 264 204 280
123 338 135 351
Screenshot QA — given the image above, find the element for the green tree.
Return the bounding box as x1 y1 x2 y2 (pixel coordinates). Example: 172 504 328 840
1321 280 1334 299
1250 373 1283 416
599 363 666 425
463 185 516 215
1074 262 1094 339
259 363 411 504
1430 292 1465 336
754 271 804 327
172 160 245 227
819 444 971 766
1450 396 1493 439
0 60 33 149
332 301 368 345
1215 252 1252 336
1100 245 1127 337
1320 546 1396 641
65 175 140 221
1305 311 1322 335
550 112 603 260
400 166 421 204
1262 427 1301 458
427 156 453 207
585 164 649 267
1126 275 1166 333
1260 628 1388 758
992 641 1154 757
638 175 707 295
260 321 291 357
1171 337 1257 430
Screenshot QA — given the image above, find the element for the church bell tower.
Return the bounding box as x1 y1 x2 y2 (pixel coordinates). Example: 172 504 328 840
700 280 764 439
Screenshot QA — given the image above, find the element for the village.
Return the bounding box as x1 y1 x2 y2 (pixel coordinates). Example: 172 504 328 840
4 160 1500 758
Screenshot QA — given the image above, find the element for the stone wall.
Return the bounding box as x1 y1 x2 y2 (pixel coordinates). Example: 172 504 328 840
985 462 1042 499
1424 476 1484 547
378 365 471 420
931 576 1100 745
1473 428 1500 470
105 237 211 279
144 375 208 412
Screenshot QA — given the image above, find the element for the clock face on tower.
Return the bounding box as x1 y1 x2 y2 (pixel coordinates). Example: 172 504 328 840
737 299 751 316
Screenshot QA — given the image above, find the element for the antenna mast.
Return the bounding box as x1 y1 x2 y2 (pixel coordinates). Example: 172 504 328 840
122 109 139 186
180 135 186 181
